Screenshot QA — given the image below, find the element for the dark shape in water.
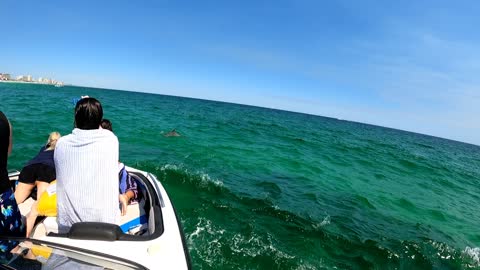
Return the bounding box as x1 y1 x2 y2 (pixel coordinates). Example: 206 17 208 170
164 129 181 137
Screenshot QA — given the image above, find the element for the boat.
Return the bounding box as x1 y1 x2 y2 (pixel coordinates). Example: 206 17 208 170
1 167 191 269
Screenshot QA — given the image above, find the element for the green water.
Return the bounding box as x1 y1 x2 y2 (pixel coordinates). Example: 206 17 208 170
1 82 480 269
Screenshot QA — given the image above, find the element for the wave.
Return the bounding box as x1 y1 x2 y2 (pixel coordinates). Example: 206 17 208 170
313 215 331 229
463 247 480 267
414 142 436 150
156 163 225 191
136 162 479 269
398 158 420 170
254 181 282 199
137 162 336 268
187 217 300 269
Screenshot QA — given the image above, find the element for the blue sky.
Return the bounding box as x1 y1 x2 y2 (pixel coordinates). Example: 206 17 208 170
1 0 480 144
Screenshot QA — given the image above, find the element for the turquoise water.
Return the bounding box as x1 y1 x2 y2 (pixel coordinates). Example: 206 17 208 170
1 82 480 269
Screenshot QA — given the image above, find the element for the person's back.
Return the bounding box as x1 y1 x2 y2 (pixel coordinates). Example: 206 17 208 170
55 98 119 232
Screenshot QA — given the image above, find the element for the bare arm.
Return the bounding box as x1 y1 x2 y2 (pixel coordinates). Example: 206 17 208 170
119 190 135 216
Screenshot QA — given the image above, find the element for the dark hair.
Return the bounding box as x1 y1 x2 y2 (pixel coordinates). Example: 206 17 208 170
100 119 113 132
74 97 103 130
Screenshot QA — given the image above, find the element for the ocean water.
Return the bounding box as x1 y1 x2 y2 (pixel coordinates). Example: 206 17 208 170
1 82 480 269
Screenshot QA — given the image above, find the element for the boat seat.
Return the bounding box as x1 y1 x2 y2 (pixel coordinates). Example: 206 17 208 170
43 216 59 234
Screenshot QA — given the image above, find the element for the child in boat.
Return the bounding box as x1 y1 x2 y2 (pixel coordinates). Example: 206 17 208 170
100 119 139 215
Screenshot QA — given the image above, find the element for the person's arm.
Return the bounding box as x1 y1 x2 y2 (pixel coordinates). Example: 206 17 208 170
8 119 12 156
125 174 138 201
119 190 135 216
119 194 127 216
123 190 135 201
119 172 138 215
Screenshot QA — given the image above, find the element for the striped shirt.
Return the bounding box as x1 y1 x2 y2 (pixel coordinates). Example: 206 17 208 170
118 163 139 202
55 128 120 233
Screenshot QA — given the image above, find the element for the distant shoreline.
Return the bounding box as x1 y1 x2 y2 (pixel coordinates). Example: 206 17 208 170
0 80 62 86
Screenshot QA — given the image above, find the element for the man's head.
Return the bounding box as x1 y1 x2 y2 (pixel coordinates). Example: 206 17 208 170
100 119 113 132
74 97 103 130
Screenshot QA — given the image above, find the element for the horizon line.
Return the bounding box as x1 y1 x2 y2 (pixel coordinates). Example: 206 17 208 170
60 82 480 148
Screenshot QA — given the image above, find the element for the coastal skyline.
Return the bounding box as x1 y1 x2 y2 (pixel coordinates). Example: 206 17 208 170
0 72 64 86
1 1 480 145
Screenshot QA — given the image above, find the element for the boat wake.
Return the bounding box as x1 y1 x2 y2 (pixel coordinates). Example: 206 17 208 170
136 162 480 269
464 247 480 267
187 217 297 268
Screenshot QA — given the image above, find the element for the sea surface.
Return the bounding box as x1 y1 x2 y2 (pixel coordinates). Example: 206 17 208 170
1 82 480 269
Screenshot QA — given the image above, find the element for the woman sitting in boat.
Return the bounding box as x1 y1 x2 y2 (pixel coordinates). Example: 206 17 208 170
14 132 60 204
14 132 60 236
101 119 139 215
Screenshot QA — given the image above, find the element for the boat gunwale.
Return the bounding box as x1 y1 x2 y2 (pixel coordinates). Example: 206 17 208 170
0 236 148 270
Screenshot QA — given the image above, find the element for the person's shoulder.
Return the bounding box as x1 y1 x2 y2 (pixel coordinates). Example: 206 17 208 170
118 162 126 171
98 129 118 145
55 133 73 146
100 129 118 139
58 133 73 141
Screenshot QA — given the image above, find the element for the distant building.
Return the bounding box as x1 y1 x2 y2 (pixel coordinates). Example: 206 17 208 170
3 73 64 85
38 77 51 84
0 73 11 80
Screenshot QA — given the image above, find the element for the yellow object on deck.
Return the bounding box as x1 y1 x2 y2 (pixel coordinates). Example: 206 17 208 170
37 180 57 216
31 244 53 259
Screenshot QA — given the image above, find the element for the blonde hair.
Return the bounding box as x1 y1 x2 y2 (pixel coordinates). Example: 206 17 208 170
45 131 61 151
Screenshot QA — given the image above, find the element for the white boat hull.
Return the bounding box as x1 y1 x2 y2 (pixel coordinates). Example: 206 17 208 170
8 167 191 270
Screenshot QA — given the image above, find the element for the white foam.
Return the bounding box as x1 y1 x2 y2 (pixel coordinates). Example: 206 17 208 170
189 216 296 266
160 163 224 187
160 163 180 171
199 172 224 187
188 218 225 244
294 262 321 270
428 240 456 259
320 215 331 226
230 232 295 260
313 215 331 229
464 246 480 265
187 218 226 267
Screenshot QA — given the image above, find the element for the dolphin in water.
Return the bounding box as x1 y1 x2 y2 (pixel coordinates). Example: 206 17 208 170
164 129 181 137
